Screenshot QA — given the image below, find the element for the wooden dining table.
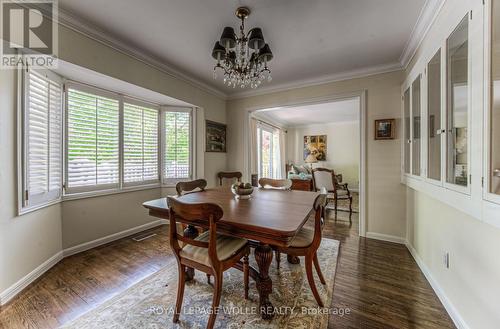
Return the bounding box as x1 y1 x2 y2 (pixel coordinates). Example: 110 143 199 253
143 186 318 319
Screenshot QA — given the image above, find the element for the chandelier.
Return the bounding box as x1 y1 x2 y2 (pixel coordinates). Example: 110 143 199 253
211 7 273 89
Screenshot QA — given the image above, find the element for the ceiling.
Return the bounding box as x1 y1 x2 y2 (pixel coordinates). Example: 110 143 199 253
254 98 359 127
59 0 427 97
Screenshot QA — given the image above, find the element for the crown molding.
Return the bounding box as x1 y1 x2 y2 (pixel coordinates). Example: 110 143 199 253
55 3 437 102
56 7 228 99
399 0 446 69
227 62 402 100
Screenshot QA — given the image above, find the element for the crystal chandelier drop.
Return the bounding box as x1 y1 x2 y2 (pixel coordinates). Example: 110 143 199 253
212 7 273 89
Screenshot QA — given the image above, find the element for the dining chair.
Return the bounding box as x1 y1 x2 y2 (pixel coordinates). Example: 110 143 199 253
167 196 250 329
274 192 328 307
257 178 292 269
217 171 242 186
312 168 353 222
175 179 207 196
258 177 292 190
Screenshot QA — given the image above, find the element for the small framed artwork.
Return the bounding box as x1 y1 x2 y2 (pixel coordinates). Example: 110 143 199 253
374 119 396 140
206 120 227 152
303 135 327 161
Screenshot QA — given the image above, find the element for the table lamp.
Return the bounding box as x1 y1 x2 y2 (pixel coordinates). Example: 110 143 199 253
305 154 318 170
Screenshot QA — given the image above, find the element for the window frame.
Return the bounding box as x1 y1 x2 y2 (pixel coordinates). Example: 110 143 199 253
64 81 122 195
18 67 64 215
122 97 161 188
160 106 196 187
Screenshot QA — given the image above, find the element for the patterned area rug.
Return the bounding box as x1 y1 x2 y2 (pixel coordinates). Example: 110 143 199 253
61 238 339 329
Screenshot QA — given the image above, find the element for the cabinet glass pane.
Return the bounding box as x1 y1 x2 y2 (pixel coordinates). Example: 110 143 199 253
428 50 441 181
412 77 421 176
491 0 500 194
446 16 468 187
404 88 411 174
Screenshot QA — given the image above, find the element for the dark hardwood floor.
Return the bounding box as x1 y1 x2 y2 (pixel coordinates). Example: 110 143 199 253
0 208 455 329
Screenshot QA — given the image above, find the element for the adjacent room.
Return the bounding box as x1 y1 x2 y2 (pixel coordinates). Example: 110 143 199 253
1 1 499 329
251 98 360 227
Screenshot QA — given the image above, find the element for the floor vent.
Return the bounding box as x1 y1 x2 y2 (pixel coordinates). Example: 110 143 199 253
132 233 157 242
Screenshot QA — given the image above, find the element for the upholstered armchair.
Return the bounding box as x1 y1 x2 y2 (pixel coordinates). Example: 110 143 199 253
312 168 353 222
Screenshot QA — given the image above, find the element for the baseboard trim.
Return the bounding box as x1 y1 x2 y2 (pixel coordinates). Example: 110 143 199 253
63 219 167 257
365 232 406 244
405 242 470 329
0 251 63 306
0 220 167 306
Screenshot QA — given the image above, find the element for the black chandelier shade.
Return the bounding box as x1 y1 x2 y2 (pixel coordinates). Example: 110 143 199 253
259 43 273 62
220 27 236 48
211 41 226 60
248 28 265 49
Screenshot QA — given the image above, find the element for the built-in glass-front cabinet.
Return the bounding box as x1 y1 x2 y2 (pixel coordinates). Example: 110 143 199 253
402 0 500 226
402 14 470 191
490 0 500 196
446 16 469 187
427 50 442 182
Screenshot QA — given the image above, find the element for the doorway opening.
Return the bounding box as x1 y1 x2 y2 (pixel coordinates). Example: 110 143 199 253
245 92 366 237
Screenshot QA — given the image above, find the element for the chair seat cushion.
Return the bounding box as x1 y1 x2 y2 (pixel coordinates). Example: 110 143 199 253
180 231 247 267
290 227 314 248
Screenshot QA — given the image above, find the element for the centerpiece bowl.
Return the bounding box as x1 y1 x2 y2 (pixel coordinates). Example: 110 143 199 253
231 182 254 199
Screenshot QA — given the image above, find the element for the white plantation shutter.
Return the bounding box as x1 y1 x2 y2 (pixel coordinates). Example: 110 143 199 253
66 85 120 193
23 69 62 208
123 102 159 185
163 109 192 182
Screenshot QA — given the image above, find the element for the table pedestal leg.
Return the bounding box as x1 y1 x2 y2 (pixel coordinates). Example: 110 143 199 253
183 225 198 281
254 243 274 319
287 255 300 264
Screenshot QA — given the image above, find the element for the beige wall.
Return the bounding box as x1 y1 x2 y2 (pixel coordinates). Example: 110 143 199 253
287 121 360 189
227 71 406 238
406 189 500 329
0 23 227 296
0 69 63 294
403 0 500 328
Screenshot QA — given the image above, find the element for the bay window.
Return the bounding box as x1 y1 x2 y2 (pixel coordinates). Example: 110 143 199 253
20 68 63 211
19 67 197 211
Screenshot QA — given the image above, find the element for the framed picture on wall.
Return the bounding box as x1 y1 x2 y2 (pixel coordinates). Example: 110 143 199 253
303 135 327 161
206 120 227 152
374 119 396 140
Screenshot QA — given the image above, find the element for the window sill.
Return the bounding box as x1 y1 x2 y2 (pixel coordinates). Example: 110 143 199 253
63 183 161 201
18 198 62 217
